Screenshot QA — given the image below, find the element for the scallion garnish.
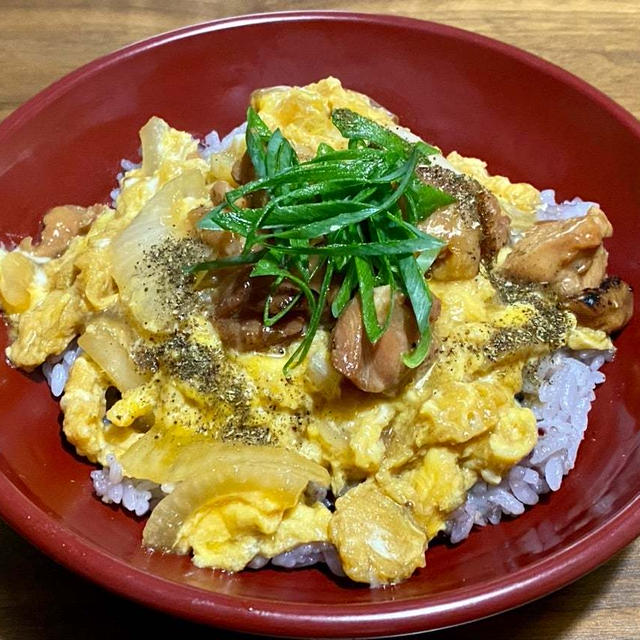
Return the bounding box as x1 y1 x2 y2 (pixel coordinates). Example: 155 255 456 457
191 107 453 375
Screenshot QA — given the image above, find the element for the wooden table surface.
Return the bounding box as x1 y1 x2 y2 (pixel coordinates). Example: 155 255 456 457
0 1 639 638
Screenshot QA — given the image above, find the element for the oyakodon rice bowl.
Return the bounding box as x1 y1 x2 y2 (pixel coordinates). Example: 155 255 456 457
0 78 633 586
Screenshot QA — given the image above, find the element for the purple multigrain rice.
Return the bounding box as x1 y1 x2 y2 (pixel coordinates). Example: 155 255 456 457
272 542 345 576
445 341 609 544
536 189 597 221
90 454 163 517
42 343 80 397
249 542 345 577
200 122 247 159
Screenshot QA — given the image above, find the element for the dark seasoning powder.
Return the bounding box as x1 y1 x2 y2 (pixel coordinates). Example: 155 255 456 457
485 273 572 362
138 237 210 325
131 237 272 446
418 165 482 228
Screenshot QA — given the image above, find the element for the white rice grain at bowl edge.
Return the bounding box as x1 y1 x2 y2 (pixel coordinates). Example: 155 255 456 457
42 343 81 398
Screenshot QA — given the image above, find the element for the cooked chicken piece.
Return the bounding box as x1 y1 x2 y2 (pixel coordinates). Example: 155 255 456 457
210 179 232 205
187 206 244 258
331 286 439 393
213 267 300 317
231 152 268 208
231 151 256 185
210 267 306 351
417 165 510 280
20 205 101 258
476 189 510 257
499 208 613 297
420 204 481 280
563 276 633 334
202 229 244 258
215 316 306 351
187 183 249 258
187 201 306 351
209 179 247 209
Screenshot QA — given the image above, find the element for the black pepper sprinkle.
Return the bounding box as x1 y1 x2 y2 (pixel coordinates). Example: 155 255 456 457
484 272 571 362
417 164 480 227
131 327 272 446
136 237 210 326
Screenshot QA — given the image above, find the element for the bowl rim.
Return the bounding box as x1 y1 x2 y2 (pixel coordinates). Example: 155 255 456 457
0 10 639 637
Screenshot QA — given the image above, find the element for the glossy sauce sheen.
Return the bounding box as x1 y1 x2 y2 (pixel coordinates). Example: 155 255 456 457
0 13 638 638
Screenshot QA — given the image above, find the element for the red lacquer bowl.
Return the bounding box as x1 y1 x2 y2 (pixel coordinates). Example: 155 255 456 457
0 12 639 638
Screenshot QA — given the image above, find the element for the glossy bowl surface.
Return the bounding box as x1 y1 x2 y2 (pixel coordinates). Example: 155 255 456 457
0 11 639 638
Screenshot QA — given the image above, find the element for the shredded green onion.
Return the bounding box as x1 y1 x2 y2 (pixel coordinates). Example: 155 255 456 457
191 107 453 374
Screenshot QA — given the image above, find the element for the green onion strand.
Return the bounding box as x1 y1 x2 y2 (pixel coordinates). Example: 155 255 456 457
194 107 452 374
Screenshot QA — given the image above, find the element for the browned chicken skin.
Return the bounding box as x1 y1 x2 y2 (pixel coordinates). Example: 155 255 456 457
476 189 511 257
232 152 268 208
331 286 440 393
215 315 305 352
232 151 256 186
417 165 510 280
498 207 633 334
499 208 613 297
187 196 306 352
563 276 634 334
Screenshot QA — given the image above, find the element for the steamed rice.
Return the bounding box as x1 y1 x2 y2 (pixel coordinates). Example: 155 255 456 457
200 122 247 158
42 343 80 398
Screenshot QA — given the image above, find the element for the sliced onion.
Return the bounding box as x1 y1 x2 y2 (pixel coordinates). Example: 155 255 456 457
121 431 329 486
110 169 206 332
139 117 168 176
77 315 146 392
141 443 330 551
111 169 205 287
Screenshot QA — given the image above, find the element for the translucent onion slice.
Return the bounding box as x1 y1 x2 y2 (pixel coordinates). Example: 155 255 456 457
141 443 330 551
120 430 329 486
110 169 206 332
139 116 169 176
111 169 205 289
77 315 146 392
138 116 201 177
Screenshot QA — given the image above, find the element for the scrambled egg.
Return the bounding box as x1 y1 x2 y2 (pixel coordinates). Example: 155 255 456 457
251 76 399 159
0 78 614 586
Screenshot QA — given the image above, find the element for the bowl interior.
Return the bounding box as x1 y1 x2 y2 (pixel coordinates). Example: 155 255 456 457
0 13 639 637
